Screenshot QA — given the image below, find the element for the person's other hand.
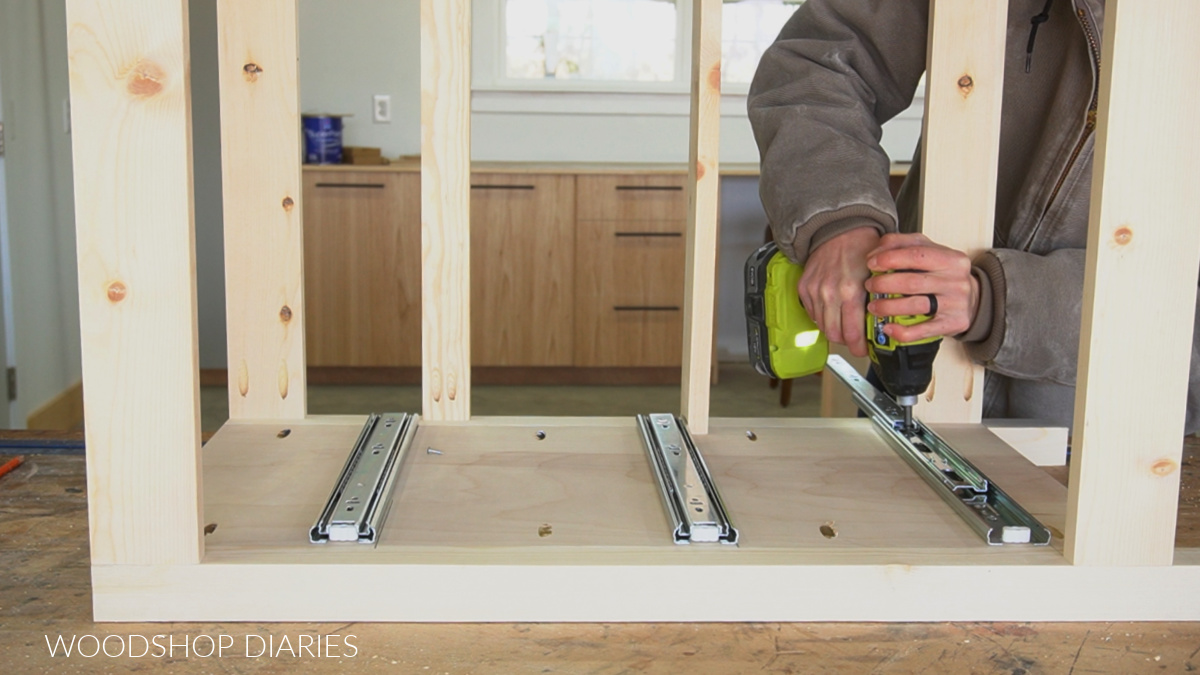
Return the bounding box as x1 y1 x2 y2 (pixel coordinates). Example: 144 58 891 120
798 227 880 357
864 233 979 342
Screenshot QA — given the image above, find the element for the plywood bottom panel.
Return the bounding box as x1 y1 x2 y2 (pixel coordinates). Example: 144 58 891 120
199 417 1068 557
86 416 1199 621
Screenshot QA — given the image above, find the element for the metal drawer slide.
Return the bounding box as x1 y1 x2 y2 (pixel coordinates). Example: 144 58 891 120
826 356 1051 546
310 413 417 544
637 413 738 545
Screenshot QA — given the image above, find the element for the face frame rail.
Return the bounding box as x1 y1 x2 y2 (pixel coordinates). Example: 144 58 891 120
310 413 418 544
826 356 1051 546
637 413 739 545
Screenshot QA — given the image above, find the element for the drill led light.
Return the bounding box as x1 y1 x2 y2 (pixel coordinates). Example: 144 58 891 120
794 330 821 348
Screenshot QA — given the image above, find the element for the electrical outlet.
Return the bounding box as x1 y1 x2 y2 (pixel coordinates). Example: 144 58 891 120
373 94 391 123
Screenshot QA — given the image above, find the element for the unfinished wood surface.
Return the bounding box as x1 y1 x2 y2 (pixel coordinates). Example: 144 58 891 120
65 0 202 565
1066 0 1200 566
915 0 1007 424
471 174 575 366
680 0 722 434
421 0 471 420
302 170 421 367
988 421 1068 467
200 416 1065 557
216 0 306 420
821 343 870 417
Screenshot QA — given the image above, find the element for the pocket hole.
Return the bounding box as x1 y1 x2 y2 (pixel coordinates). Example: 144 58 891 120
536 431 546 440
746 430 757 441
277 429 291 439
203 523 218 535
820 523 838 539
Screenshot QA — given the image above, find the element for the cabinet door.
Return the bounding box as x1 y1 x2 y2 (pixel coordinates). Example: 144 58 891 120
302 170 421 366
470 173 576 366
574 174 687 367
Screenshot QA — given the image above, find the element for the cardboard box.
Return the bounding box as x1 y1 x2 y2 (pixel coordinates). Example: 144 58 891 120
342 146 384 165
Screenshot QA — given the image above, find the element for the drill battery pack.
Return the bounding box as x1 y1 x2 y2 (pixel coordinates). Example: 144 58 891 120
744 241 828 380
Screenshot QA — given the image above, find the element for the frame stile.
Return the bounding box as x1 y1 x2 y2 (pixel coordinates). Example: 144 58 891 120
420 0 472 421
1065 0 1200 565
65 0 203 566
680 0 722 433
915 0 1008 423
215 0 307 420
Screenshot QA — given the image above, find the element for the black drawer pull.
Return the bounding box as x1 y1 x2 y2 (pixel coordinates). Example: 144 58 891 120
615 232 682 238
613 306 680 312
315 182 385 189
614 185 683 192
471 184 536 190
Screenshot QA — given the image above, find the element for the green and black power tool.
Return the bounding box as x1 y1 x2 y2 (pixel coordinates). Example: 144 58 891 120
745 240 940 431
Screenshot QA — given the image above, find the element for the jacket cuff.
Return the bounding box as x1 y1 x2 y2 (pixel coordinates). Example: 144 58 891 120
962 252 1007 364
956 266 994 342
778 205 892 264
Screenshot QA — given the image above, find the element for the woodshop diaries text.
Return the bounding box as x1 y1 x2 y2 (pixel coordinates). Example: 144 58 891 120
44 633 358 658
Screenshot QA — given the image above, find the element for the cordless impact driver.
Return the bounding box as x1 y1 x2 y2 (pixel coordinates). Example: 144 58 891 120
745 241 940 431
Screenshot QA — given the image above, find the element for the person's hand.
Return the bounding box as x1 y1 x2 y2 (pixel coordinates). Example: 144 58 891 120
798 227 881 357
864 233 979 342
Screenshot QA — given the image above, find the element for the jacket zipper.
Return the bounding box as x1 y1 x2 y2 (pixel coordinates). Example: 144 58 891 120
1029 6 1102 248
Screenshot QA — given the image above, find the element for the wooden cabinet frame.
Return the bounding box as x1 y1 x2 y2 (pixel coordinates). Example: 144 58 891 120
68 0 1200 621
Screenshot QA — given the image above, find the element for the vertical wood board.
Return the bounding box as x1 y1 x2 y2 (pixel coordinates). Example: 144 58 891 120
1066 0 1200 565
916 0 1008 423
421 0 471 420
680 0 722 433
65 0 202 565
216 0 306 420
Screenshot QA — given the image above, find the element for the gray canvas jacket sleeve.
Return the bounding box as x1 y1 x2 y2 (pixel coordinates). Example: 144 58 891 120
748 0 929 264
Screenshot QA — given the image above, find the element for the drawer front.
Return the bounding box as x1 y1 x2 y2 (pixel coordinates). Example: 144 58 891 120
303 171 421 367
576 174 688 222
574 217 685 367
470 173 576 366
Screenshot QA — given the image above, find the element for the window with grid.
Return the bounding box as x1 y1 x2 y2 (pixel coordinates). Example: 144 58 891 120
494 0 803 89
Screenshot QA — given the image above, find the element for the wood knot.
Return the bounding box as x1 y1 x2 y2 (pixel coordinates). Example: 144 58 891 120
538 523 553 537
243 63 263 82
957 74 974 96
695 160 706 181
281 196 295 212
707 63 721 91
106 281 127 303
279 305 293 323
1152 459 1178 477
127 60 166 97
1114 226 1133 246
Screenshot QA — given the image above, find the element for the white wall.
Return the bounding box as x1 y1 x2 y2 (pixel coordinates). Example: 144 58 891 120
0 0 81 426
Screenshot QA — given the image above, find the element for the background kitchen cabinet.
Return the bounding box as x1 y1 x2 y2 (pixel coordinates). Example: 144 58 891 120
470 173 576 366
574 174 688 367
302 167 693 375
302 170 421 367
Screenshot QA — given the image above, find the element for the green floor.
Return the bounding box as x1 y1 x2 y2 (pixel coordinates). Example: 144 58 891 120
200 362 822 432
